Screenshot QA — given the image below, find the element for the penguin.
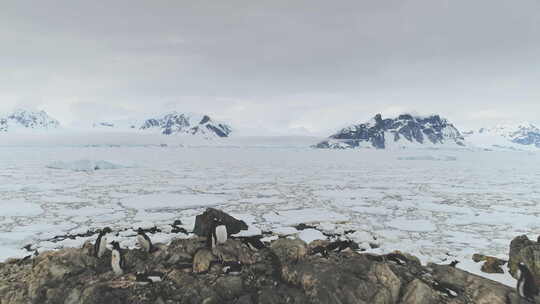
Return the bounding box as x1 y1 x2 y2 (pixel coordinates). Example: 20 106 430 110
207 218 228 262
110 241 125 276
241 236 265 251
222 261 242 275
207 218 228 249
310 245 329 258
135 271 164 285
137 228 155 253
327 240 358 253
384 252 408 266
517 262 539 301
94 227 112 258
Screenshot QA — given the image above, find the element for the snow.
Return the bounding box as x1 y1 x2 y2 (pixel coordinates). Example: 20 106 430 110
298 229 326 243
47 160 127 172
0 142 539 288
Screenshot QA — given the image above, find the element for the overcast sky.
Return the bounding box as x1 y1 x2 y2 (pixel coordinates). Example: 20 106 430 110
1 0 539 135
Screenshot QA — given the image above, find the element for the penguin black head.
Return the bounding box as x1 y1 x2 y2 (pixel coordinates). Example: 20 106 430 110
101 227 112 234
110 241 121 251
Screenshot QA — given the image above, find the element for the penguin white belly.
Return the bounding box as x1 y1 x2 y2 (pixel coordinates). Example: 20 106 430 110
215 225 228 244
137 235 150 252
111 250 124 275
518 280 525 298
98 236 108 258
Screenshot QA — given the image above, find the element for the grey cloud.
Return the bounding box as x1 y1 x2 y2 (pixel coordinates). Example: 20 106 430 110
0 0 538 133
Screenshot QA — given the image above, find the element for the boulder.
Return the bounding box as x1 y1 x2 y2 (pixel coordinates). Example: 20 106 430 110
193 248 216 274
508 235 540 284
270 238 308 264
472 254 507 274
193 208 248 237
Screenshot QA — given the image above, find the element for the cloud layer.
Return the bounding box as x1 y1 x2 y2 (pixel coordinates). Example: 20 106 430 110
1 1 538 134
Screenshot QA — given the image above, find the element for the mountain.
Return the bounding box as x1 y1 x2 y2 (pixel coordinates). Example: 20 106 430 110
314 114 465 149
464 122 540 150
93 112 232 138
0 109 60 132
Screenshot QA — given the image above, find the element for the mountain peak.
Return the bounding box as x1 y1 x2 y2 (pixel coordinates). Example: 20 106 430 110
0 109 60 132
315 113 464 149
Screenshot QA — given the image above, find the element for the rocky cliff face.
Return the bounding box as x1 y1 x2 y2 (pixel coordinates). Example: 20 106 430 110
315 114 465 149
0 109 60 132
0 209 525 304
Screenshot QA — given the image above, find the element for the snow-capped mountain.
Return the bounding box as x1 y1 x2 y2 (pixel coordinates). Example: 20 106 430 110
140 112 232 137
0 109 60 132
93 112 232 138
464 122 540 150
314 114 465 149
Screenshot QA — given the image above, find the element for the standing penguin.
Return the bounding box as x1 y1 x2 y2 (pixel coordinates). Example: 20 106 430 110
110 241 125 276
137 228 154 253
94 227 112 258
207 218 228 261
517 262 539 302
207 218 228 249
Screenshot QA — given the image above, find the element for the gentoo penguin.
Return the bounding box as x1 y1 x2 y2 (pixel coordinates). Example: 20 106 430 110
137 228 154 253
222 261 242 275
517 262 539 301
94 227 112 258
110 241 125 276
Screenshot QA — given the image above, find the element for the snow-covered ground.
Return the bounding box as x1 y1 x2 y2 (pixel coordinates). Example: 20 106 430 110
1 143 539 287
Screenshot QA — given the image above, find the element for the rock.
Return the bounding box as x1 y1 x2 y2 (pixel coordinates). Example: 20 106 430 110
472 253 487 263
193 248 216 274
480 257 506 274
401 279 437 304
270 238 308 264
472 253 507 274
193 208 248 237
508 234 540 281
429 263 518 304
0 216 529 304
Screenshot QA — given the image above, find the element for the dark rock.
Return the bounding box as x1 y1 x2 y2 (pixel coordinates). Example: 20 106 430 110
508 235 539 280
193 208 248 237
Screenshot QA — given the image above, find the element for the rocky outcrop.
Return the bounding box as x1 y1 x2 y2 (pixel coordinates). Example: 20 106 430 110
314 114 465 149
508 235 540 285
193 208 248 237
0 234 524 304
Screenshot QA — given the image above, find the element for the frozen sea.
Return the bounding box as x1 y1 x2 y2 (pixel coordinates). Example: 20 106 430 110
1 137 539 286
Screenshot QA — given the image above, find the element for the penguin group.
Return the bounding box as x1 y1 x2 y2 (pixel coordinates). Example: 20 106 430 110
93 218 254 278
91 226 158 277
